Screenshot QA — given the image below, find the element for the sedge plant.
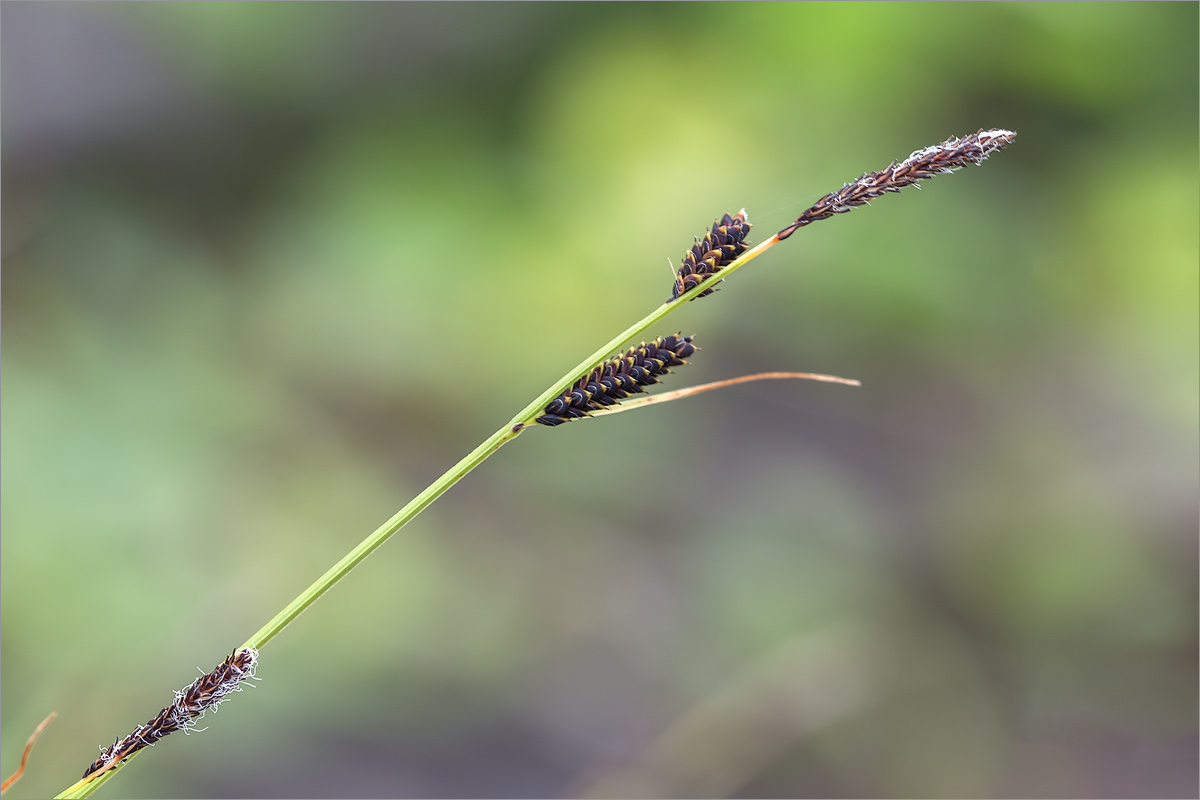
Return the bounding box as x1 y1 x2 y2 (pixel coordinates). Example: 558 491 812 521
44 128 1016 799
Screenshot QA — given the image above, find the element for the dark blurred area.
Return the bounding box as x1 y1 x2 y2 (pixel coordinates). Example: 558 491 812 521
2 3 1197 798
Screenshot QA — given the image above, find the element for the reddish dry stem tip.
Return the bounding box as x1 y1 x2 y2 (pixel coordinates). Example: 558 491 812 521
1 712 56 794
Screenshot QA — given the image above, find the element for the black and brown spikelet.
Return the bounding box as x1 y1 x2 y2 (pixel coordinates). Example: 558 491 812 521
82 648 259 779
536 334 697 426
670 211 752 301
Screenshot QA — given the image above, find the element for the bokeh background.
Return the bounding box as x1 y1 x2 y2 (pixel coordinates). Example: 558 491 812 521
2 3 1196 798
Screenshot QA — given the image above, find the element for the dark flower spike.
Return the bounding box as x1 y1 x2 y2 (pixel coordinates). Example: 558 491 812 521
777 129 1016 240
669 211 753 301
81 648 260 781
536 334 697 426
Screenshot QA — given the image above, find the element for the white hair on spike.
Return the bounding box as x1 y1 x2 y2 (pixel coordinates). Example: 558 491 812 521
776 129 1016 241
81 648 263 781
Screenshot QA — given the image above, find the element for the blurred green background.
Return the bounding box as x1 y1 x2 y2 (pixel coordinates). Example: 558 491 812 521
2 3 1196 798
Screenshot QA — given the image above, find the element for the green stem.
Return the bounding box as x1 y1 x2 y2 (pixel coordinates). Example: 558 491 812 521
58 232 782 800
241 423 514 650
242 232 780 650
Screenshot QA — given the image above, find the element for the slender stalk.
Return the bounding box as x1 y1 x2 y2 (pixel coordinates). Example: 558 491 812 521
240 426 515 650
588 371 861 417
55 232 781 800
241 233 780 654
59 128 1014 799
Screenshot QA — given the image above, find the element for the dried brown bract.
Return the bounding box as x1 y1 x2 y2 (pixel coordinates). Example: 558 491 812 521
777 129 1017 240
536 334 697 426
82 648 259 779
670 212 753 301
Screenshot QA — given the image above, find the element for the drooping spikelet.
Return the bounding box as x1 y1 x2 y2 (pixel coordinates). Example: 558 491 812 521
670 211 753 301
82 648 259 779
536 334 697 426
777 129 1017 240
